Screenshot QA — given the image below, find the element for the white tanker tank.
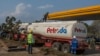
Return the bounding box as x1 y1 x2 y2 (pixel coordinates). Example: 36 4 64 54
27 21 87 39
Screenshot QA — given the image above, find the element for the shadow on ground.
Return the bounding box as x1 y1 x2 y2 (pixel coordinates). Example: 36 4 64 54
84 49 100 55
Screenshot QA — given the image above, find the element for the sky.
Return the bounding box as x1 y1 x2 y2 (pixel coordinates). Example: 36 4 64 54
0 0 100 25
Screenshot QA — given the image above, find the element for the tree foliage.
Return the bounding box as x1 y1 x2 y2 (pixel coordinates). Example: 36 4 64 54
89 20 100 37
1 16 22 33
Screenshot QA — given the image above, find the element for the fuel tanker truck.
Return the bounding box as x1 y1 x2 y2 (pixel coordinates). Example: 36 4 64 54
27 21 88 53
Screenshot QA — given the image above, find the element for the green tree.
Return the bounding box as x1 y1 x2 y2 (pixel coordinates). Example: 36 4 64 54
91 20 100 37
13 20 22 33
1 16 21 39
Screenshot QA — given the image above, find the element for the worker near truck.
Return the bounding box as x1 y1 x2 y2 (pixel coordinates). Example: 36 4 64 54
71 36 78 55
27 29 35 54
89 36 95 49
20 31 26 42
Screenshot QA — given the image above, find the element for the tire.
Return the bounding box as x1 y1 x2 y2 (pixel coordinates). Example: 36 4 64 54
81 49 85 53
80 49 85 54
77 49 85 54
1 32 5 38
61 43 70 53
52 42 61 51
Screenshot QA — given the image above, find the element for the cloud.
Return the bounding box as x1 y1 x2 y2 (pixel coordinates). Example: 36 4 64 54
10 3 32 16
38 4 54 9
0 3 32 23
0 3 32 17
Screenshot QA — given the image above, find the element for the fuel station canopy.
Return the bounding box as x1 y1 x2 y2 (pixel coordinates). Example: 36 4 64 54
47 5 100 21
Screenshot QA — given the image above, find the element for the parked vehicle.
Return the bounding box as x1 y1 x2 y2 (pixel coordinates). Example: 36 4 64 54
27 21 88 53
13 23 29 41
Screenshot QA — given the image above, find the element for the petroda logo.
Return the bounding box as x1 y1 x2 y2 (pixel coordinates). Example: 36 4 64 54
74 28 86 33
47 27 67 34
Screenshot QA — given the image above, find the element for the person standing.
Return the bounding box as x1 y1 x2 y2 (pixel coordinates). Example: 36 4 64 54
71 36 78 55
43 12 49 22
89 36 95 49
27 30 35 54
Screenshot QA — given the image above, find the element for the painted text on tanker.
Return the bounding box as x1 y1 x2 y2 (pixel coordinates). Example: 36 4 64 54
74 28 86 33
47 27 67 34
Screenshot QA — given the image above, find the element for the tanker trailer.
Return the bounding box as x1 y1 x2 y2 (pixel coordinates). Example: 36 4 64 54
27 21 88 53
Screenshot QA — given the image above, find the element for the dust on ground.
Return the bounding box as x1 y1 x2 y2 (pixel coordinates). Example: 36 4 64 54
0 39 100 56
0 39 71 56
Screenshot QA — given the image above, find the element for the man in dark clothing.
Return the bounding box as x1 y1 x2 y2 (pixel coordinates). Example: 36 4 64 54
71 36 78 54
43 12 49 22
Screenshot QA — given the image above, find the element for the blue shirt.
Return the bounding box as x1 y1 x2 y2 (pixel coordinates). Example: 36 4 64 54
71 38 78 49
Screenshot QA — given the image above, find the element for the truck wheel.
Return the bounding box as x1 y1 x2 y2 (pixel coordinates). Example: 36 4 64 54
61 43 70 53
81 49 85 53
77 49 85 54
52 42 61 50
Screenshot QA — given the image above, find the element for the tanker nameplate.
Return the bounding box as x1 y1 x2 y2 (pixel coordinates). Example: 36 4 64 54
47 27 67 34
74 27 86 33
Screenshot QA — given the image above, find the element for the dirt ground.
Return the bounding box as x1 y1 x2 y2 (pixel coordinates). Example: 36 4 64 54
0 39 71 56
0 46 71 56
0 39 100 56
